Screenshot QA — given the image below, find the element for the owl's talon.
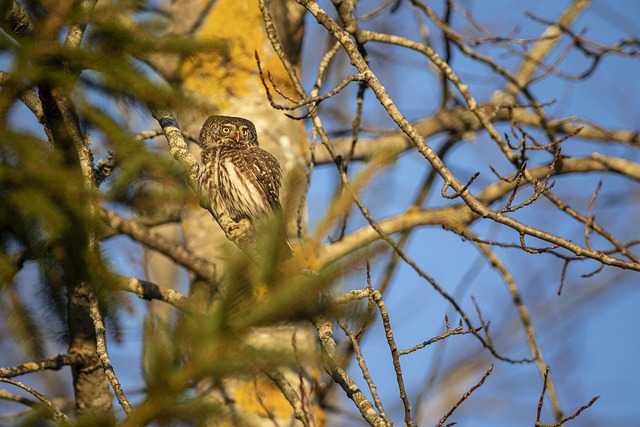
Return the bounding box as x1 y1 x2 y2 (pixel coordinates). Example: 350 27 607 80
227 219 252 239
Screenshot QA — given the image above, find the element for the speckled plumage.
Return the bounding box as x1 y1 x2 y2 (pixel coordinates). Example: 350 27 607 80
197 115 282 224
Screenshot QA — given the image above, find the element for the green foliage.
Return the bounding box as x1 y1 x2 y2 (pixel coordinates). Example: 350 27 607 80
0 285 45 359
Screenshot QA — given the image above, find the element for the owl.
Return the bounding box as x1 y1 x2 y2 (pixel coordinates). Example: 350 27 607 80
197 115 283 229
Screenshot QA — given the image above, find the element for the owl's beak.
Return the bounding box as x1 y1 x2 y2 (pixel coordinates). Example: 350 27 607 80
234 131 241 142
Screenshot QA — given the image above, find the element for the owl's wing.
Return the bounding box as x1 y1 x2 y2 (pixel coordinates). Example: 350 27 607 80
247 146 282 210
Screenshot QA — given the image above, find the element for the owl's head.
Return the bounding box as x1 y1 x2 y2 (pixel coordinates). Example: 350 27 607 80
199 115 259 148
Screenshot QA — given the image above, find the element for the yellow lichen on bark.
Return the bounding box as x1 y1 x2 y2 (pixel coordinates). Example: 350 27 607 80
180 0 296 109
234 378 292 418
233 377 325 425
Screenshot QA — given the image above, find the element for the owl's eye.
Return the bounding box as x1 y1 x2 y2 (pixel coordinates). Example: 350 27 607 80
221 127 231 134
242 129 248 137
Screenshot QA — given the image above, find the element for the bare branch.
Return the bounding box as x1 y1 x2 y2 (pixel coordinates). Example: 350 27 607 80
536 366 550 425
264 369 313 427
537 396 600 427
0 378 69 422
100 208 218 284
369 289 414 426
441 172 480 200
584 181 602 251
398 318 480 356
100 210 183 240
436 364 494 427
0 0 34 39
0 354 82 379
116 275 188 308
338 319 391 425
0 71 43 121
535 366 600 427
314 318 386 427
88 291 132 414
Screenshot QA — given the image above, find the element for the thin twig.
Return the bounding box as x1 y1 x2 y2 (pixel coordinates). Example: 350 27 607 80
584 181 602 251
536 366 550 425
369 289 414 426
291 333 316 427
257 52 364 111
338 319 391 425
88 291 132 414
0 378 70 422
398 317 480 356
435 364 494 427
264 369 311 427
253 379 280 427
